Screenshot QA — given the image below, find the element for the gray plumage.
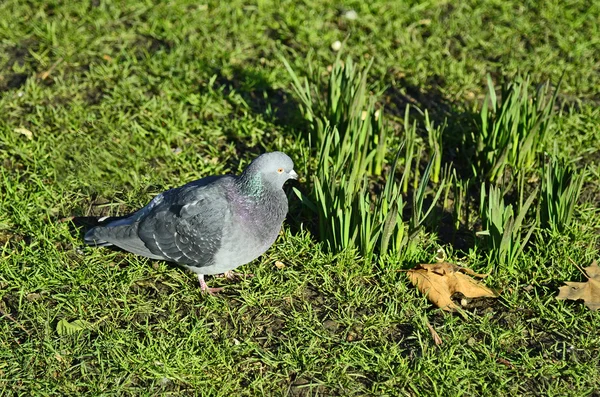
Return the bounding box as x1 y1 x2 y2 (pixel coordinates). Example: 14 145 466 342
85 152 297 292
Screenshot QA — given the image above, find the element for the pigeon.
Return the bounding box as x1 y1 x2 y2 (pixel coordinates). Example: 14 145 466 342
84 151 297 294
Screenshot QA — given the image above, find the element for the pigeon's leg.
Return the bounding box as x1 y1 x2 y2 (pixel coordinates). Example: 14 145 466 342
197 274 223 295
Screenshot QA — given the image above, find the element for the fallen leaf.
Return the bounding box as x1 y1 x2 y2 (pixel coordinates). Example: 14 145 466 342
557 260 600 311
56 319 90 336
407 262 498 312
14 127 33 140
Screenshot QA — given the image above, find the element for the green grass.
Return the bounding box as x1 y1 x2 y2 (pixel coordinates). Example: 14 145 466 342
1 0 599 395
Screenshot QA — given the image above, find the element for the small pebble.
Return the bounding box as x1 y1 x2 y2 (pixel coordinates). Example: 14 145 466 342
343 10 358 20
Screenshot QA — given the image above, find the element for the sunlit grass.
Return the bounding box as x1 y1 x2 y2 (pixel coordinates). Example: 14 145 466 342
0 0 599 395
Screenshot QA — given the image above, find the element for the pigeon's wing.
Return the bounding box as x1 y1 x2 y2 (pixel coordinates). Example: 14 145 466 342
136 177 232 268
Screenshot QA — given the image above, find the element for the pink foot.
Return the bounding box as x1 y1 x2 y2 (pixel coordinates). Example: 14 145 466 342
197 274 223 295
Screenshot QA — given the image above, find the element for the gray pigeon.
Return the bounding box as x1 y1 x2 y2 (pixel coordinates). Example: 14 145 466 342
85 151 297 294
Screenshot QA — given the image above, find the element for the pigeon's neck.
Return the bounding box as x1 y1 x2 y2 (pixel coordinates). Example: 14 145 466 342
234 171 288 233
237 172 267 198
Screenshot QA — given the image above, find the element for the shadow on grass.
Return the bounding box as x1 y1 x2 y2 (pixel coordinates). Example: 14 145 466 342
212 65 307 157
58 214 131 249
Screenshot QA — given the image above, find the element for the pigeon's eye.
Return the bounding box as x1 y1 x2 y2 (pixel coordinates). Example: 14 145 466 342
277 168 284 174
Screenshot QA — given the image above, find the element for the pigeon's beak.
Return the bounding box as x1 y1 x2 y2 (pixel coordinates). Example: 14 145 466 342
289 170 298 180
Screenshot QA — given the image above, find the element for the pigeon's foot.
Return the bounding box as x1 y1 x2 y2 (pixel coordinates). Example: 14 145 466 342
217 271 255 281
197 274 223 295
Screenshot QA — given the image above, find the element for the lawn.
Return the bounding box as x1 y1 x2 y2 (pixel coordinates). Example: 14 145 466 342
1 0 599 395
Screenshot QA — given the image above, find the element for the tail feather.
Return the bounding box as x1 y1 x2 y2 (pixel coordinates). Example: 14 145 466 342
84 216 135 246
84 226 112 246
84 218 165 260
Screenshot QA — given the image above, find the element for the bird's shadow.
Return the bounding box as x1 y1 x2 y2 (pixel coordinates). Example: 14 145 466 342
59 214 131 254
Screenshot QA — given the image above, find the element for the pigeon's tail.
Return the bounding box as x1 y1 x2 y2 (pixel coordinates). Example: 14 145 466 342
84 217 134 246
84 218 165 260
84 226 113 246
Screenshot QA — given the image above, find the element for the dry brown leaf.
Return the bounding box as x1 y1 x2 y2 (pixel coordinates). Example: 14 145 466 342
407 262 498 312
557 260 600 311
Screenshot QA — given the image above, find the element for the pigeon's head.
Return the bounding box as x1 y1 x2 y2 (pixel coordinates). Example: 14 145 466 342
243 151 298 190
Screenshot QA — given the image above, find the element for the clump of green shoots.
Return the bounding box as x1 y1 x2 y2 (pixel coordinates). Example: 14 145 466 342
477 183 538 270
475 74 561 183
282 54 386 176
539 151 586 233
310 115 403 259
283 55 446 260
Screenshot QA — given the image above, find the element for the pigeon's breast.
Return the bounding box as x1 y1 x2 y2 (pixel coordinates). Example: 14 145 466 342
204 191 287 274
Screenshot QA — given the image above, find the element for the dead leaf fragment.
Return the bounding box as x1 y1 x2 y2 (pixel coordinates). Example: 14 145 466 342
426 321 443 345
14 127 33 140
38 57 63 80
407 262 498 312
496 357 514 369
557 260 600 311
274 261 285 269
26 293 41 302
